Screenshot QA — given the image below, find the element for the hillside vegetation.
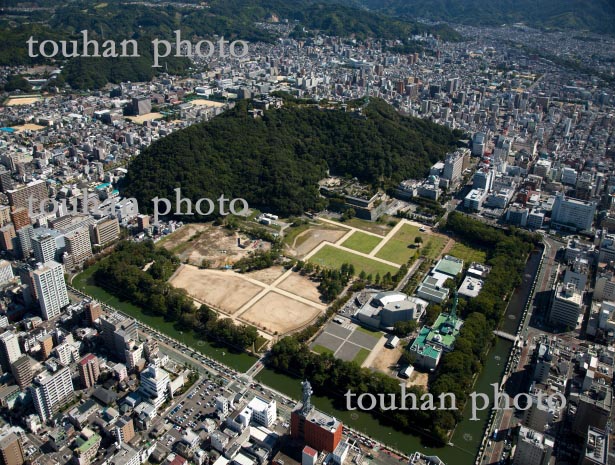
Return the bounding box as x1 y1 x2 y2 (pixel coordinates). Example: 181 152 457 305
356 0 615 35
120 98 462 218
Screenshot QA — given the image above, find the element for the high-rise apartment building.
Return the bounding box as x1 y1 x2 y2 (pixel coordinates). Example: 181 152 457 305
0 331 22 373
63 227 92 270
549 282 583 329
90 218 119 247
78 354 100 389
6 180 48 213
0 261 13 285
513 426 554 465
10 355 32 390
139 365 170 411
114 416 135 445
84 301 103 326
0 432 25 465
31 367 74 422
32 261 69 320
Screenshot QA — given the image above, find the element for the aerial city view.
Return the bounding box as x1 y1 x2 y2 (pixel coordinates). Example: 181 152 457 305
0 1 614 465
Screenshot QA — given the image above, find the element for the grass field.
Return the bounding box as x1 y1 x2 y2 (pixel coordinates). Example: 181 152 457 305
313 345 335 355
353 348 370 365
449 242 488 264
283 223 311 246
72 265 257 372
421 236 448 260
341 231 382 254
309 244 399 277
375 224 424 264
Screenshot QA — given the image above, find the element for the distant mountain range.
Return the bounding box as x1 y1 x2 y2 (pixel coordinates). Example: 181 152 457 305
348 0 615 35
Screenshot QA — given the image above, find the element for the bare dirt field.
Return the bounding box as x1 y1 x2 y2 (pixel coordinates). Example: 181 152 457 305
13 123 45 132
4 97 41 106
407 371 429 389
245 266 285 285
126 112 163 123
190 99 226 107
288 228 347 258
239 291 322 335
169 265 264 315
277 272 323 304
159 224 270 268
369 344 402 375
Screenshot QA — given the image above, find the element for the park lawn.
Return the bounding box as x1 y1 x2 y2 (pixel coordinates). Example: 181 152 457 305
341 231 382 254
375 239 419 265
309 244 399 277
449 242 488 264
72 264 257 372
283 223 311 246
375 224 426 264
353 348 370 365
421 236 448 260
312 344 335 355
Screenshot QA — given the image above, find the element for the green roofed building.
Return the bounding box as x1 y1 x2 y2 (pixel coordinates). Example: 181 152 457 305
73 430 101 465
434 255 464 277
409 293 463 370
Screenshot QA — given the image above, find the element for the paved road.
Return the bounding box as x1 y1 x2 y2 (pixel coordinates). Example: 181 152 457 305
69 285 413 461
481 236 561 464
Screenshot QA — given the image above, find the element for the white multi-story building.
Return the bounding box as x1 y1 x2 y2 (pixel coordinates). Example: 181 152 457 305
533 159 552 179
551 193 596 232
598 232 615 263
464 188 487 211
527 210 545 230
513 426 554 465
139 365 170 411
595 272 615 302
247 396 277 427
561 167 578 186
549 282 583 328
0 331 22 372
473 168 494 192
215 396 230 415
442 150 466 185
0 260 14 284
54 342 78 366
31 367 74 422
33 261 69 320
31 232 63 264
124 341 143 371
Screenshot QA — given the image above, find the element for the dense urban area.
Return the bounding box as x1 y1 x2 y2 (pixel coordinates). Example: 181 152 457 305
0 2 614 465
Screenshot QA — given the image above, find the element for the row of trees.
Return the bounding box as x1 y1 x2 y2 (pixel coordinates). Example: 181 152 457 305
93 241 257 350
268 336 442 441
233 249 281 273
424 212 540 430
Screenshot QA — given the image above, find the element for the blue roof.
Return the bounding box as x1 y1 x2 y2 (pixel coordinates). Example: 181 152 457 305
0 127 15 133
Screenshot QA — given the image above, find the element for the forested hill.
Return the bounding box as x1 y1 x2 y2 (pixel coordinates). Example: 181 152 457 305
120 99 461 217
353 0 615 36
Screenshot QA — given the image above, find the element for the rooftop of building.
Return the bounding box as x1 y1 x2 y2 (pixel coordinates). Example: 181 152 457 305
434 255 464 277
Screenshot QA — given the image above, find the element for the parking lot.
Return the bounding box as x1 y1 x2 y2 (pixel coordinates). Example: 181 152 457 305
161 377 229 447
